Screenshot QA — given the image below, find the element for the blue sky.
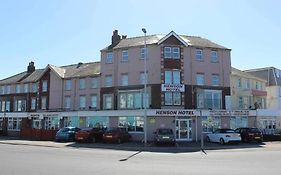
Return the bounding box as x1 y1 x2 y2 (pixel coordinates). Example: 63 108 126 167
0 0 280 79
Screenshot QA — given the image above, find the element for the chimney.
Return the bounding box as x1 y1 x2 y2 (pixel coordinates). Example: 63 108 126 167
111 30 121 46
27 61 35 73
122 35 127 39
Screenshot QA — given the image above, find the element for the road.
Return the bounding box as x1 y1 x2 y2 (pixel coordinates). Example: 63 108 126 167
0 143 280 175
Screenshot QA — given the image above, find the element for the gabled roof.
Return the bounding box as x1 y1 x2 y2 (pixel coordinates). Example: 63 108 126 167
231 67 267 82
102 31 229 51
0 62 101 85
158 31 189 46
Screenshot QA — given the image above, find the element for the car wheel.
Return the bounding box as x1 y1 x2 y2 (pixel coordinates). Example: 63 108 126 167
220 138 225 145
206 136 210 142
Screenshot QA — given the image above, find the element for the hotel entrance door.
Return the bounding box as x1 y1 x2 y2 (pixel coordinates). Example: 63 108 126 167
176 119 192 141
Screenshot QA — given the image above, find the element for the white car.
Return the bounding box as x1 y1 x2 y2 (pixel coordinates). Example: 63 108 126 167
206 129 241 144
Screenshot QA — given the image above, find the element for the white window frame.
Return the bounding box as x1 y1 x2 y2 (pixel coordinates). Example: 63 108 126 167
106 52 113 63
211 74 220 86
8 118 22 131
196 73 205 85
32 83 37 92
79 95 86 109
41 96 47 110
164 47 172 58
211 51 218 62
195 49 203 60
24 84 29 93
172 47 180 59
118 116 144 132
164 92 181 106
65 80 72 91
31 97 36 110
104 95 113 110
79 79 86 90
140 48 147 59
91 95 97 109
42 80 48 92
16 84 21 93
121 74 128 86
105 75 113 87
122 50 129 62
91 77 98 88
64 96 71 109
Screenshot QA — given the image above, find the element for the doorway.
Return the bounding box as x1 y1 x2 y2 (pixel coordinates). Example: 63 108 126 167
175 119 192 141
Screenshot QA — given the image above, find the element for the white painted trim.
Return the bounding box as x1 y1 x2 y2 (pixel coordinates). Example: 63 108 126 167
158 31 189 46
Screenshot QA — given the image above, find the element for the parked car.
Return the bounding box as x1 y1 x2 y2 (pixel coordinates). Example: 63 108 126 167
154 128 175 145
235 127 263 143
75 127 105 143
206 129 241 144
55 127 80 142
102 128 131 143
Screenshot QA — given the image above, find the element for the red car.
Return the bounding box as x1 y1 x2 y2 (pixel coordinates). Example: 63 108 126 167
75 127 105 143
102 128 131 144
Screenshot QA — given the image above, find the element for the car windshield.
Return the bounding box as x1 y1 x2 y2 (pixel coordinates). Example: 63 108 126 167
59 128 69 132
158 129 173 135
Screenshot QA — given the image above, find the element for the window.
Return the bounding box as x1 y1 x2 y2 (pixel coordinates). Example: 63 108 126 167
140 72 146 85
119 91 144 109
41 96 47 110
173 47 180 59
238 97 243 109
42 80 48 92
44 117 59 130
8 118 22 131
0 86 4 94
105 75 112 87
86 116 108 128
196 73 205 85
32 117 42 129
79 95 86 108
65 80 72 91
119 116 144 132
140 48 147 59
165 70 180 84
230 116 248 129
195 49 203 60
14 99 26 112
237 78 242 88
197 90 222 109
164 47 172 58
256 82 262 90
211 51 218 62
32 83 37 92
164 47 180 59
106 52 113 63
5 101 10 112
202 116 221 132
31 97 36 110
164 92 181 105
91 78 98 88
6 85 11 94
91 95 97 108
104 95 112 109
121 74 128 86
65 96 71 109
79 79 86 90
24 84 29 93
211 74 220 86
244 79 250 89
16 84 21 93
122 50 128 62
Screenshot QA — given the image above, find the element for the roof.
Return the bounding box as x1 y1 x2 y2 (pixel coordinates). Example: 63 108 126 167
102 31 229 51
0 62 100 85
231 67 267 82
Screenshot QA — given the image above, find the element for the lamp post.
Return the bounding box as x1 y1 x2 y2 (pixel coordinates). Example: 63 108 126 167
142 28 148 146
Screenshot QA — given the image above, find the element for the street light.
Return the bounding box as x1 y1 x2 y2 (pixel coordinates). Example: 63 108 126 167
142 28 148 145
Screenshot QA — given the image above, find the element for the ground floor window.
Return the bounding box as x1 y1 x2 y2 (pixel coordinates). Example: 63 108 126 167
32 117 42 129
202 116 221 132
230 116 248 129
0 118 3 130
257 118 278 134
8 118 22 131
87 116 108 128
44 117 59 130
63 116 80 127
118 116 144 132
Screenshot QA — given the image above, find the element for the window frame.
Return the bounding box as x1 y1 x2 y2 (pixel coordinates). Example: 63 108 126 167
122 50 129 62
105 75 113 87
195 49 203 60
106 52 113 64
210 50 218 63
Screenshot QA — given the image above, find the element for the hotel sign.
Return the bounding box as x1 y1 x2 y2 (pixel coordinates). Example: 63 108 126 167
209 110 250 116
161 84 185 92
153 109 198 116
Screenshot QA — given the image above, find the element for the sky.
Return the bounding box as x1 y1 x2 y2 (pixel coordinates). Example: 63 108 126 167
0 0 280 79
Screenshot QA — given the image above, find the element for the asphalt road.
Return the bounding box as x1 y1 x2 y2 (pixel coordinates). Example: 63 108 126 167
0 143 280 175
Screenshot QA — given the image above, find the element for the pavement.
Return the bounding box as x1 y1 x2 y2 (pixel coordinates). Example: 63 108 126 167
0 136 280 153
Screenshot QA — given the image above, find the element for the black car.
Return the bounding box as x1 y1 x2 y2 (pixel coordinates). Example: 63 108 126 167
55 127 80 142
235 127 263 143
154 128 176 145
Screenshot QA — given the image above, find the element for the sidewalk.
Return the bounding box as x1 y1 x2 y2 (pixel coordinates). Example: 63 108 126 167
0 136 277 153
